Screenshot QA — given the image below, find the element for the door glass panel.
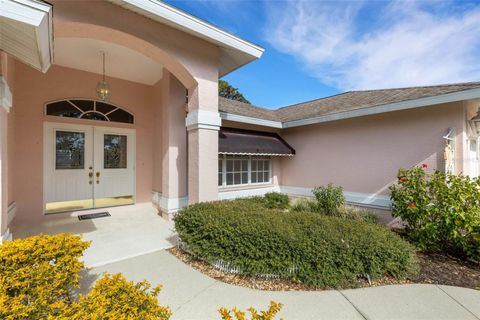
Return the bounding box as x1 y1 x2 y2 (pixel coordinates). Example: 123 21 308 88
104 134 127 169
55 131 85 169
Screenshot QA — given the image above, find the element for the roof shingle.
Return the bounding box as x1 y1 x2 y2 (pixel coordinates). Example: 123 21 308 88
218 82 480 123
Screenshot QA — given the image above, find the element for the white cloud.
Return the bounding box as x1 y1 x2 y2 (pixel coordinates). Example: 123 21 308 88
265 1 480 90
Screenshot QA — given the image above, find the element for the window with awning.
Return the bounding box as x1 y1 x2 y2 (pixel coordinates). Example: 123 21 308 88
218 128 295 188
219 128 295 156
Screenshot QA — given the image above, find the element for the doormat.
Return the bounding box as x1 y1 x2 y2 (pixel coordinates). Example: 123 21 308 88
78 212 111 221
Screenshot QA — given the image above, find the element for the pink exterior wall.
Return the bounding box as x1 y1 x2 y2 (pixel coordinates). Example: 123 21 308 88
12 62 156 223
162 73 188 199
152 81 163 193
51 0 219 103
153 71 188 200
280 102 465 196
0 52 15 236
1 52 15 207
0 106 7 235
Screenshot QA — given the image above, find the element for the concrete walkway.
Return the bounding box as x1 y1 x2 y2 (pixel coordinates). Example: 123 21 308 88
11 204 176 267
86 250 480 320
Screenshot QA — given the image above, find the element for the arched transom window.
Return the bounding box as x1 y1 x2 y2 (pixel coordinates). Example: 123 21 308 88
45 99 134 124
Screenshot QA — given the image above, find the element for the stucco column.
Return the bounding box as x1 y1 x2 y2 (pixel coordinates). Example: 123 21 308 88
155 72 188 215
186 84 221 204
0 75 12 242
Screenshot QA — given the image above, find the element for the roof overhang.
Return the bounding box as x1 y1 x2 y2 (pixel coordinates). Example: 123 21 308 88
219 128 295 156
220 88 480 129
107 0 265 77
0 0 53 73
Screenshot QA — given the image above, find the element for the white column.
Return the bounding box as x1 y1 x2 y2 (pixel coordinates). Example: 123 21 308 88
186 109 221 204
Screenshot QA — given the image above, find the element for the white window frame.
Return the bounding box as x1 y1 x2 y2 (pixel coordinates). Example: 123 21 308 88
218 154 272 188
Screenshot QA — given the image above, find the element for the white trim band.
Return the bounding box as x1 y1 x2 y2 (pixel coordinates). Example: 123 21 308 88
152 191 188 214
219 112 282 128
218 185 280 200
108 0 264 58
279 185 391 209
186 110 222 131
0 0 53 73
219 152 294 156
0 228 12 243
0 77 12 112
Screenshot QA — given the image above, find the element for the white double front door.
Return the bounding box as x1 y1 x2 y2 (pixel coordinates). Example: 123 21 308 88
44 122 135 213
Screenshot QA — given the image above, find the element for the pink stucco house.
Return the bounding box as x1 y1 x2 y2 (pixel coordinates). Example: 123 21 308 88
1 0 480 242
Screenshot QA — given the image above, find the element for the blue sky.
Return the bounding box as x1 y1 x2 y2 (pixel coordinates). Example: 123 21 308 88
166 0 480 109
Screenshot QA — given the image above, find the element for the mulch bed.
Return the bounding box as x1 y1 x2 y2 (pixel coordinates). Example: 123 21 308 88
416 252 480 289
168 247 480 291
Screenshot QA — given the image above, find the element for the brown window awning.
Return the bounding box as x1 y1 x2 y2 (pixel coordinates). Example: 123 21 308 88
219 128 295 156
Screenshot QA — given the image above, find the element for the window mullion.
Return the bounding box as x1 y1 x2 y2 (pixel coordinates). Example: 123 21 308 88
248 156 252 185
269 158 272 183
222 154 227 187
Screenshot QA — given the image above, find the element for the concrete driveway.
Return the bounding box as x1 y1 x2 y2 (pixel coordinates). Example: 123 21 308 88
11 204 176 267
87 250 480 320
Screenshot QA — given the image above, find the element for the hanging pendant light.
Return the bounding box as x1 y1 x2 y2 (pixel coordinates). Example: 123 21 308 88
96 51 112 101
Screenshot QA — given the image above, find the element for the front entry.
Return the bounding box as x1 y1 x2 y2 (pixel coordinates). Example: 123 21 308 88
44 122 135 213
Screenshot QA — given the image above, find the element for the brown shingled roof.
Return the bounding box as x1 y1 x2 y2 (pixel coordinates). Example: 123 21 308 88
218 82 480 123
219 96 279 121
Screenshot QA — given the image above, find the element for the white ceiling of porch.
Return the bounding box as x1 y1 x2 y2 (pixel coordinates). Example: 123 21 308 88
54 38 163 85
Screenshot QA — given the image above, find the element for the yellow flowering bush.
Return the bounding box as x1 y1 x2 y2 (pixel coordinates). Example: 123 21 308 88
0 234 90 319
219 301 283 320
62 273 172 320
0 234 171 320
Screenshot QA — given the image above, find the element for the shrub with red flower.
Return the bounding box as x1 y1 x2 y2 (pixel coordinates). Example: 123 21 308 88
390 165 480 261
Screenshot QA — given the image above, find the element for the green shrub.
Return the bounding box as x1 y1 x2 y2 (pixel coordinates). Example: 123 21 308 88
291 196 375 223
175 199 418 288
263 192 290 209
290 198 317 212
337 206 378 223
390 165 480 261
312 184 345 215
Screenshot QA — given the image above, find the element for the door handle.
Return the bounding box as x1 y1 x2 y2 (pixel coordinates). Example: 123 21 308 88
96 172 100 184
88 170 93 184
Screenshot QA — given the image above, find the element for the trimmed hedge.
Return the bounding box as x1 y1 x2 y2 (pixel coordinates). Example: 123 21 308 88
175 199 419 288
263 192 290 209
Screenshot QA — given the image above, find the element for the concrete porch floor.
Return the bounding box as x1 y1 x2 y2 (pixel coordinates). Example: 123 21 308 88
11 203 177 267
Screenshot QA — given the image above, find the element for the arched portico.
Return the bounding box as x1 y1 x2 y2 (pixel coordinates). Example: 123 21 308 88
2 20 220 225
1 0 264 235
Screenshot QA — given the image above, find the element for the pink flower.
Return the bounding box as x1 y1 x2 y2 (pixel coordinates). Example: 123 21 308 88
421 163 428 168
408 203 415 209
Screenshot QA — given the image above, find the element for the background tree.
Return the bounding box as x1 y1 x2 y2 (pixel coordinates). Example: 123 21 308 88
219 80 250 104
